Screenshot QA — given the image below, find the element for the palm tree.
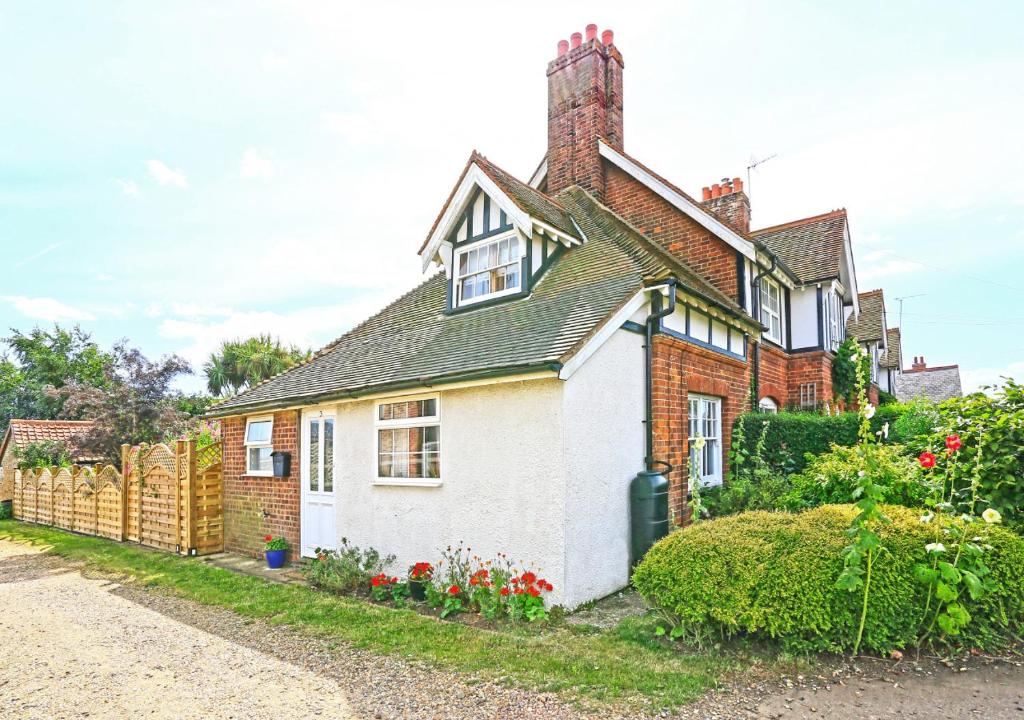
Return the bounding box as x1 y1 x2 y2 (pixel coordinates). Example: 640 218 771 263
204 335 310 397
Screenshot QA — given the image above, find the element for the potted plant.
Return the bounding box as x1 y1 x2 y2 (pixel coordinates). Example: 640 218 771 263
264 534 288 569
408 561 434 601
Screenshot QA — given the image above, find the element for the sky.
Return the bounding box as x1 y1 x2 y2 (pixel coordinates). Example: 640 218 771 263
1 1 1022 395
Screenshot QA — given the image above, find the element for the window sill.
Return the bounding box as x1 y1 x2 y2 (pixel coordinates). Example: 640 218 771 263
244 471 274 478
373 478 443 488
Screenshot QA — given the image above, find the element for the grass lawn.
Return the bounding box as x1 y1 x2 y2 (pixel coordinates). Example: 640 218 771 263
0 520 783 712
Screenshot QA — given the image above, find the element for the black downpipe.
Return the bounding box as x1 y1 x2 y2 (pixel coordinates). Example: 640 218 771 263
645 279 677 474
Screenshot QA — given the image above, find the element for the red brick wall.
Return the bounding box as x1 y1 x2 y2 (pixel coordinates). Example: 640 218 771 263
605 165 740 300
651 334 752 524
222 410 301 559
787 351 835 409
758 343 790 408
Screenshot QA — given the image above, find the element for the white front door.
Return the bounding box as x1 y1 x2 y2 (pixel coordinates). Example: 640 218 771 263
300 410 337 557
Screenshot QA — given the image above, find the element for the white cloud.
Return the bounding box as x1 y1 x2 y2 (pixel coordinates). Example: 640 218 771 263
856 250 920 281
960 361 1024 395
157 294 393 370
261 53 288 70
147 159 188 188
5 296 95 322
116 179 140 196
240 147 274 180
14 242 62 268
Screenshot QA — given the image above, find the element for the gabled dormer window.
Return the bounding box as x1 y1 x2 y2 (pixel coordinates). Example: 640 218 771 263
456 232 521 305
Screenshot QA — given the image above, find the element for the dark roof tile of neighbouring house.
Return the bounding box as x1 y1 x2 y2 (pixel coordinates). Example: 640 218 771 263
846 289 886 343
752 209 848 284
0 419 99 464
211 178 753 417
896 364 963 403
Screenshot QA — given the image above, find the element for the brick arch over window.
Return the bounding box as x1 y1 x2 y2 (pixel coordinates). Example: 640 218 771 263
650 333 752 525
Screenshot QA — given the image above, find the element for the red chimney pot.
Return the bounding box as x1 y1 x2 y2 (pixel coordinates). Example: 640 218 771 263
557 39 569 56
570 32 582 49
585 24 598 42
733 177 743 193
702 186 712 201
711 183 722 199
602 29 614 45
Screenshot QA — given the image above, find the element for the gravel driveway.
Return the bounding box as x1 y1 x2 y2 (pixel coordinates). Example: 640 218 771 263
2 536 1022 720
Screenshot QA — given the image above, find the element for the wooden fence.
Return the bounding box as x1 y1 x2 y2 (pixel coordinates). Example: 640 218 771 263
11 439 222 556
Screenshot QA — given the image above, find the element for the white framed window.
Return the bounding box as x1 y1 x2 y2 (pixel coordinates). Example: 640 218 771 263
244 416 274 476
799 382 817 409
688 394 722 487
827 292 841 352
758 397 779 414
760 277 783 344
456 232 521 305
374 395 441 486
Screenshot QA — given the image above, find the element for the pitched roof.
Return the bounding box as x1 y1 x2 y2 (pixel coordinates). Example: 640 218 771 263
846 289 886 343
896 365 963 403
211 182 751 417
419 152 579 255
752 209 848 284
879 327 902 369
0 419 98 463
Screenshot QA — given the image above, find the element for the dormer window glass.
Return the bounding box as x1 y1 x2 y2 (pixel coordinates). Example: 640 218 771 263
760 277 783 344
456 232 521 305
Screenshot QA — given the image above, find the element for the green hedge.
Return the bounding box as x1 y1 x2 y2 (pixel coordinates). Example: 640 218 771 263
632 505 1024 654
734 405 907 473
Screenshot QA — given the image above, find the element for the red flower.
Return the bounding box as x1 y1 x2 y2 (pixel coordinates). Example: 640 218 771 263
510 577 519 585
500 587 510 597
522 571 537 584
514 588 524 595
390 577 398 585
371 576 382 587
544 582 553 592
470 576 479 586
264 535 273 542
527 586 540 597
448 585 460 595
918 451 937 469
946 434 962 452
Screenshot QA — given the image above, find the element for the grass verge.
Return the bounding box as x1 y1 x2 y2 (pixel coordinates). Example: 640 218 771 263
0 520 761 711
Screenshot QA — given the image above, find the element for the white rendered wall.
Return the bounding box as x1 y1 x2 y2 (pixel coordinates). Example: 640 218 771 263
327 378 570 604
562 328 646 609
790 286 820 348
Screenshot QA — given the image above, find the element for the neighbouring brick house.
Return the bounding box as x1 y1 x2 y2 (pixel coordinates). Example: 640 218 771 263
0 419 97 503
209 25 891 608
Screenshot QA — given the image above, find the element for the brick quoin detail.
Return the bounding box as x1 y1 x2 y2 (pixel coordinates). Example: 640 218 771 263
222 410 301 560
605 165 740 300
651 334 752 525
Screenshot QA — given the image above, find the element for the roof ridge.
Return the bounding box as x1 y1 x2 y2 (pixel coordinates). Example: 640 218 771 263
9 418 94 425
859 288 884 297
208 273 444 412
904 364 960 374
752 208 847 235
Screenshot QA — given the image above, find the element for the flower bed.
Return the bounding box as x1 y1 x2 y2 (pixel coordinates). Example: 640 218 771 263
305 540 555 624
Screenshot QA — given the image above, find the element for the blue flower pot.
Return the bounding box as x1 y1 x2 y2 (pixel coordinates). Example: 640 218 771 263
265 549 286 569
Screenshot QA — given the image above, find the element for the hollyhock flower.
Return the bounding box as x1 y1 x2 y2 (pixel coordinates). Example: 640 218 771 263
918 452 937 469
863 404 876 419
982 508 1002 524
925 542 947 554
919 512 934 524
693 435 706 451
946 434 962 452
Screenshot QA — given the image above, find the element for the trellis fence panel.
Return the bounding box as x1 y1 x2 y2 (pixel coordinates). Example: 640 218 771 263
11 439 222 556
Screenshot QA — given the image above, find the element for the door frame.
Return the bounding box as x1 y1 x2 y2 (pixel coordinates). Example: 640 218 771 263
300 407 338 557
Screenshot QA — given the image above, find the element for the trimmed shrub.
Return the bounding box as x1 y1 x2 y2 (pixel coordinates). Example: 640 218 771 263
779 443 929 512
632 505 1024 654
733 405 910 474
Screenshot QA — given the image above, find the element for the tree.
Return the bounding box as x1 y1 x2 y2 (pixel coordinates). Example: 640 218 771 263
56 342 193 464
14 440 71 469
0 325 113 433
204 335 310 396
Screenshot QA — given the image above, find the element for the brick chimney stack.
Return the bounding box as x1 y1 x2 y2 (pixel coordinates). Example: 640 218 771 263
700 176 751 235
546 25 624 199
912 356 927 370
